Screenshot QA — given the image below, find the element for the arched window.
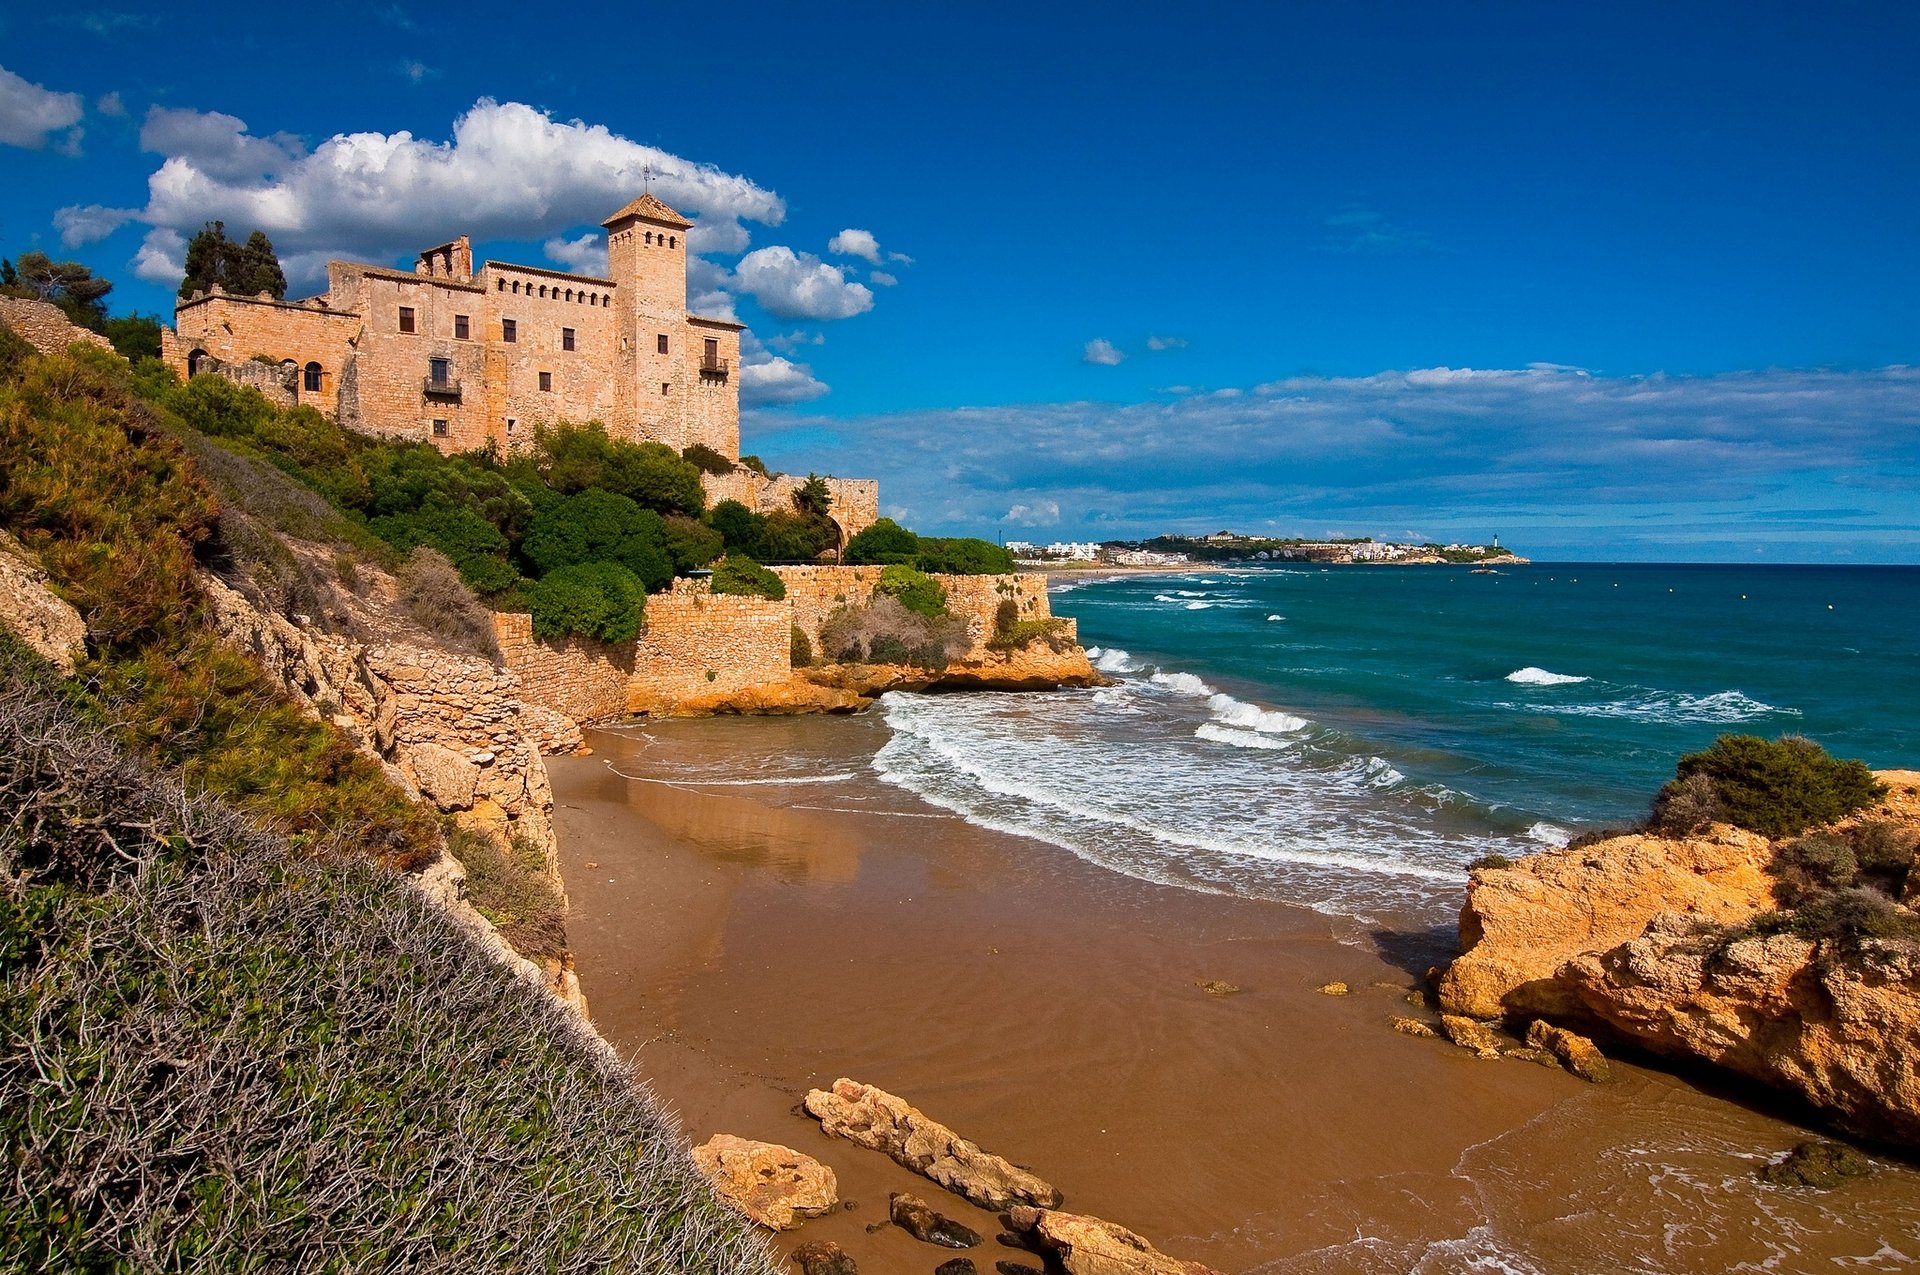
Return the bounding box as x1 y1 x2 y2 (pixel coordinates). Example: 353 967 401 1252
564 289 573 302
187 349 208 376
669 235 677 249
645 231 654 245
303 362 323 392
539 285 548 298
512 280 521 294
497 279 505 291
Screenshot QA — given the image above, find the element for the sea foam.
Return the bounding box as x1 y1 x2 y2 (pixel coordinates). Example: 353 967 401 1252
1505 666 1589 686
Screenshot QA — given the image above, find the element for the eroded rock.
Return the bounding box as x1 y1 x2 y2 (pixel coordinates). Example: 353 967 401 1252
792 1239 858 1275
691 1134 837 1230
1525 1019 1611 1083
406 741 480 812
1759 1140 1873 1190
0 532 87 673
1005 1206 1225 1275
889 1192 980 1248
935 1261 978 1275
803 1078 1062 1211
1438 1014 1503 1059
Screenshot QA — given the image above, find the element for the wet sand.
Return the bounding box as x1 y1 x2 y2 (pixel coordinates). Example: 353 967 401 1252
550 714 1920 1274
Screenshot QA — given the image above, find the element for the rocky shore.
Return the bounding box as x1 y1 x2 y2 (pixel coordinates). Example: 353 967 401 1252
1438 770 1920 1146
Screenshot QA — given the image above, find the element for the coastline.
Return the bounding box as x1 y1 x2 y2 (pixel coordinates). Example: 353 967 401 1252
549 714 1920 1273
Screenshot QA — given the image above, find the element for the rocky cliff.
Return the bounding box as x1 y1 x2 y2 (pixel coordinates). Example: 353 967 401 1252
1438 772 1920 1145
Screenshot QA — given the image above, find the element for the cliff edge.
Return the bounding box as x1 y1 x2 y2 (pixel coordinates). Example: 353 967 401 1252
1438 770 1920 1145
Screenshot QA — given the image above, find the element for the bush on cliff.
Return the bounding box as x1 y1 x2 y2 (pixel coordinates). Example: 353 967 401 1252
520 489 673 593
1650 735 1885 839
709 555 786 601
520 421 706 518
818 595 970 670
396 545 501 662
0 643 773 1272
524 560 644 644
987 595 1070 653
876 563 948 618
845 516 920 565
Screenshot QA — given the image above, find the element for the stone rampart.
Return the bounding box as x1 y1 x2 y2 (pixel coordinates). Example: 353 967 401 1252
774 565 1069 660
701 471 881 542
493 612 633 727
0 296 115 357
629 581 791 713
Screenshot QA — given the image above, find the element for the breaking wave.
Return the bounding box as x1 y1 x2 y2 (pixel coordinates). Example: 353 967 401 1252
1505 666 1589 686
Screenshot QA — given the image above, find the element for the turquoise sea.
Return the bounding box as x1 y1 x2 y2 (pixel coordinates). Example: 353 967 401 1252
872 564 1920 921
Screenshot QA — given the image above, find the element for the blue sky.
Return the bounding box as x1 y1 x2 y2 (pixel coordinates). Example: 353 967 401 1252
2 1 1916 560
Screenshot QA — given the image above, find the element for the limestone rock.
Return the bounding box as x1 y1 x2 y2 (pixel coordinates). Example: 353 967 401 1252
1525 1019 1611 1083
1005 1206 1225 1275
1438 1014 1503 1059
1389 1015 1437 1039
691 1134 837 1230
1316 981 1350 996
1195 980 1241 997
1759 1140 1873 1189
406 741 480 812
935 1261 979 1275
1437 823 1775 1021
803 1078 1062 1212
889 1192 981 1248
792 1239 858 1275
0 533 87 673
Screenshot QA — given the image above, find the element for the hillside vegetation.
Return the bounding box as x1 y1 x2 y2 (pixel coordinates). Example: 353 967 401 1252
0 330 772 1270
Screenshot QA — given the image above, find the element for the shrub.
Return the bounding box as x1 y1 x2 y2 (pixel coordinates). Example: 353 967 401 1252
370 494 520 595
520 488 672 592
739 453 770 476
681 442 735 474
1468 853 1514 871
662 513 724 572
1654 735 1885 839
396 545 501 662
876 563 948 618
844 516 920 565
1648 771 1728 836
914 536 1016 575
1768 834 1859 907
708 499 764 559
447 825 565 960
817 596 970 669
527 421 705 516
524 561 644 643
758 508 836 562
790 624 812 667
1788 887 1920 947
709 554 785 601
1850 820 1919 891
987 595 1068 652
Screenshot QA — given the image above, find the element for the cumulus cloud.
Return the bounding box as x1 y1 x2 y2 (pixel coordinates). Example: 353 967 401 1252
131 227 187 284
96 91 126 118
543 233 607 277
0 65 84 151
869 270 897 287
827 228 882 263
1082 338 1125 366
741 364 1920 558
54 203 137 247
88 97 787 289
1003 500 1061 527
733 246 872 321
767 330 824 353
742 355 830 406
1146 335 1188 351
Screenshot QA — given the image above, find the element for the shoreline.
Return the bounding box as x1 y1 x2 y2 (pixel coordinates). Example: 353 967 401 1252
548 714 1920 1272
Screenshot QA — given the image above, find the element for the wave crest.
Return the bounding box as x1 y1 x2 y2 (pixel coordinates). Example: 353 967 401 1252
1506 666 1589 686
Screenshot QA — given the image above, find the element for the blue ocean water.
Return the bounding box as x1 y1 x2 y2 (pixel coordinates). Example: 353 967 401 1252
872 564 1920 920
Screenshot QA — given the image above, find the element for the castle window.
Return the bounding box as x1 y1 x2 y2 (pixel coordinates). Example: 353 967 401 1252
669 236 677 249
506 417 516 434
661 382 669 396
562 327 575 352
656 333 668 354
645 231 654 245
429 357 451 386
497 279 505 291
539 285 549 299
454 314 470 340
303 362 323 392
398 306 416 333
431 419 448 437
539 371 552 392
512 280 521 294
502 318 517 343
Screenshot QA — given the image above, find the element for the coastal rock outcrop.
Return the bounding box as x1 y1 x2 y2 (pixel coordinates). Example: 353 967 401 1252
689 1134 837 1230
792 1240 859 1275
803 1077 1063 1212
888 1192 982 1248
0 531 87 673
1439 773 1920 1145
1005 1206 1225 1275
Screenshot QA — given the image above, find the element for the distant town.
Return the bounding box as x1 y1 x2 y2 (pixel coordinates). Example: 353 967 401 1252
1006 531 1528 567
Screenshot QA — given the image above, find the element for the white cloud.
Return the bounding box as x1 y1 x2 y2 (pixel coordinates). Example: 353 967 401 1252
96 91 126 118
828 228 882 263
741 355 829 406
1082 338 1125 366
0 65 84 151
733 245 872 321
870 270 897 287
1146 335 1188 351
398 60 441 84
1003 500 1061 526
131 226 186 285
543 233 607 276
54 203 137 246
94 97 786 288
767 329 824 353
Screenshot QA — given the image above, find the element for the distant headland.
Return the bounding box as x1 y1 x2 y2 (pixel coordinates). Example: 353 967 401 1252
1010 531 1527 568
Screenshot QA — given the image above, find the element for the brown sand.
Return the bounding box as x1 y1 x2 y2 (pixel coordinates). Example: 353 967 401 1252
551 718 1920 1274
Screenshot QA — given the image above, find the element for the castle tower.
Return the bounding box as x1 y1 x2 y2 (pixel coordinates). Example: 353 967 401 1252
603 193 693 445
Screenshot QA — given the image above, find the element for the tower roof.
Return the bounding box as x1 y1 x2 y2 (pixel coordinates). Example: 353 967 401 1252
602 192 693 230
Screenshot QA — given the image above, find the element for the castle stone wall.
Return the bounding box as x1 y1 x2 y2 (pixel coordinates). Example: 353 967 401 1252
0 296 115 357
493 612 634 726
699 472 881 542
629 581 792 712
773 566 1066 660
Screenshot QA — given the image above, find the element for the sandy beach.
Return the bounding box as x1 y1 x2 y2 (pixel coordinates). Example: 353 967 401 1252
550 712 1920 1273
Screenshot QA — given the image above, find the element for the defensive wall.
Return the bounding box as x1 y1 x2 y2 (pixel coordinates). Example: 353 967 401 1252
496 566 1072 724
701 471 881 543
0 296 116 357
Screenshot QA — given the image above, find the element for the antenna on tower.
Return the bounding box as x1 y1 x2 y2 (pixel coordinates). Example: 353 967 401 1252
642 163 655 193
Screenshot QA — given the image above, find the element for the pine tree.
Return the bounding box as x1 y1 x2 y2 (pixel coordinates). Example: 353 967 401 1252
179 222 287 300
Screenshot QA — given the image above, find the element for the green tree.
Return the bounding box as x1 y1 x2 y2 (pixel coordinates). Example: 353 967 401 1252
179 221 287 300
707 499 765 559
5 250 114 329
1654 734 1887 838
524 561 644 643
875 563 948 618
101 313 164 361
529 422 705 516
661 514 724 573
793 473 832 517
914 536 1016 575
759 508 835 562
709 554 786 601
844 516 920 565
520 488 672 591
680 443 735 475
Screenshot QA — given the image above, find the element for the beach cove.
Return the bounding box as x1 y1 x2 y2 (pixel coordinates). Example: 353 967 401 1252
553 717 1920 1273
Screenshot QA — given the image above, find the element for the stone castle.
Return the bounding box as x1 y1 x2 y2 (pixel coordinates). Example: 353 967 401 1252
162 192 879 540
